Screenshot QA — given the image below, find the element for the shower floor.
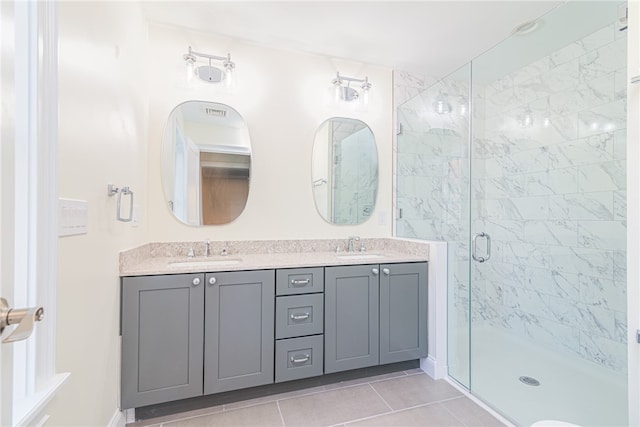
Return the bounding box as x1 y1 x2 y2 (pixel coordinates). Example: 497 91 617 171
458 326 627 426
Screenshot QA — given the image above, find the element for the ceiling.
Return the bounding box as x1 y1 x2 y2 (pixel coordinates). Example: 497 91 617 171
141 1 564 81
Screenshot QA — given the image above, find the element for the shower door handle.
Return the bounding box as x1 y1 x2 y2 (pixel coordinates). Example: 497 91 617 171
472 232 491 263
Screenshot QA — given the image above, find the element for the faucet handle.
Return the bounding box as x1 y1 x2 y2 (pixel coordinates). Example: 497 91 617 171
347 236 360 252
204 239 211 257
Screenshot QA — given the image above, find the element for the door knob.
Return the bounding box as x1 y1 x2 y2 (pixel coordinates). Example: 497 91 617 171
192 277 201 286
382 268 390 275
0 297 44 344
208 277 217 286
372 268 379 275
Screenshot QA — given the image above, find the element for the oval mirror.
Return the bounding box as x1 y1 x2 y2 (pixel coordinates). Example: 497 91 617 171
312 117 378 224
161 101 251 226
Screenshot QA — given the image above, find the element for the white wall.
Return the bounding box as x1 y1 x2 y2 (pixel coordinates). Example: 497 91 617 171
146 24 393 241
46 2 148 425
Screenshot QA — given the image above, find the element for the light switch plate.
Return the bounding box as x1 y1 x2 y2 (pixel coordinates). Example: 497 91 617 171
58 198 88 236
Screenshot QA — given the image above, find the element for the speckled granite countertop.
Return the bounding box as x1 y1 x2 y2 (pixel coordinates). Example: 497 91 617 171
120 238 429 277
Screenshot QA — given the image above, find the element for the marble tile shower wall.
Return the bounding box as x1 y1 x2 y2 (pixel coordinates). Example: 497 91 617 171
474 23 627 372
395 22 627 374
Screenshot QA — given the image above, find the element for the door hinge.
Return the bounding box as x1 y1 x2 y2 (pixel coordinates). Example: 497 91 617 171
637 329 640 344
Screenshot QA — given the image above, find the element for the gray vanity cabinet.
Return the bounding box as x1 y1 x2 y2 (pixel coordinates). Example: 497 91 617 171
120 273 205 409
379 262 428 364
204 270 275 394
325 262 428 374
325 265 380 373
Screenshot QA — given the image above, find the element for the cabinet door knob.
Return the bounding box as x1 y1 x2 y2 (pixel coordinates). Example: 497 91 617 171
208 277 217 286
192 277 201 286
371 268 379 276
382 268 390 276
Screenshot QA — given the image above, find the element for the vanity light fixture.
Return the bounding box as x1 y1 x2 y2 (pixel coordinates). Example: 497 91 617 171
332 72 372 104
183 46 235 86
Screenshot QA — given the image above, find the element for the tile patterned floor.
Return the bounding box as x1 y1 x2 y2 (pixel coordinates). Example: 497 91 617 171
127 370 506 427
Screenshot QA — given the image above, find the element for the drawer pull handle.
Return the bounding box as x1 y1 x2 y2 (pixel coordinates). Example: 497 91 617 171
290 313 310 321
291 279 310 286
290 355 310 364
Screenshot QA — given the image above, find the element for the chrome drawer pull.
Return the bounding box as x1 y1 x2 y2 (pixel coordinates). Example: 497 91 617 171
291 279 310 286
290 313 310 321
290 355 310 364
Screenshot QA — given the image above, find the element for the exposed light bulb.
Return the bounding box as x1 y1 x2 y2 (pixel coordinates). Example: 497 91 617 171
362 88 369 106
185 60 196 86
224 67 233 88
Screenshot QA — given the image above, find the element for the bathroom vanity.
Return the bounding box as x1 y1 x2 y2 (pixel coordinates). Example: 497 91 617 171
119 239 429 411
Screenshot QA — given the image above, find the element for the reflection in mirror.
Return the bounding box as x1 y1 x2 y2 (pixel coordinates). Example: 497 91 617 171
162 101 251 225
312 117 378 225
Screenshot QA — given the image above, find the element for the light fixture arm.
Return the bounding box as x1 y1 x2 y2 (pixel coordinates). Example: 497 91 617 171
184 46 235 70
332 72 371 89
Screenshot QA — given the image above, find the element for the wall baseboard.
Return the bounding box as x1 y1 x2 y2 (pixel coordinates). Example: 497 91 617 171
107 409 125 427
421 356 447 380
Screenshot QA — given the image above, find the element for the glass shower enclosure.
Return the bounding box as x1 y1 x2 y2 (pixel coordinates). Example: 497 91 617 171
396 1 628 425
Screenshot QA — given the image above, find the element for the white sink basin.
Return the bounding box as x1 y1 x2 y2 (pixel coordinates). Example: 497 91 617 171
168 259 242 268
336 254 385 260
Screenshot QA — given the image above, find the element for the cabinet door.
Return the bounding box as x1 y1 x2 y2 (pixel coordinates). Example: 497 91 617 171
379 262 428 364
121 274 204 409
204 270 275 394
325 265 379 373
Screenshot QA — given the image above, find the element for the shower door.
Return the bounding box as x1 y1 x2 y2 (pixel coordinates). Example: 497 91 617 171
469 1 628 425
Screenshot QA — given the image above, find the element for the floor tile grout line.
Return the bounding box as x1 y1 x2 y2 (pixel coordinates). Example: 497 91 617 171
364 372 410 385
326 409 395 427
276 400 286 427
134 407 224 427
223 386 328 411
335 400 444 426
436 395 467 404
367 383 394 412
439 400 472 427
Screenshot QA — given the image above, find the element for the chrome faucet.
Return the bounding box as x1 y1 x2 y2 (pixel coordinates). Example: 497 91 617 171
204 239 210 257
347 236 360 252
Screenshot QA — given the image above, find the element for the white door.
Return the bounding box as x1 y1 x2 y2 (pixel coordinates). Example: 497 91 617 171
1 1 56 424
1 0 18 423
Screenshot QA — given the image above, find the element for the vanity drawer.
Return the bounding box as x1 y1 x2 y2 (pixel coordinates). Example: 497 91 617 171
275 293 323 339
276 267 324 295
275 335 324 383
